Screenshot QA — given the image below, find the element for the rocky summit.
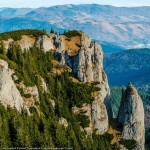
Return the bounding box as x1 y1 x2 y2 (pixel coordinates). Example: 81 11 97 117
1 5 150 49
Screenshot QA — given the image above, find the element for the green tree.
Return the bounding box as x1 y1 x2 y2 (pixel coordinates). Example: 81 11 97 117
50 28 55 34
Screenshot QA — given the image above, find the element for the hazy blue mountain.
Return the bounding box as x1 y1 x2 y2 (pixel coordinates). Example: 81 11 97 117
0 17 64 33
0 8 6 12
1 4 150 49
0 8 34 17
104 48 150 93
98 41 124 53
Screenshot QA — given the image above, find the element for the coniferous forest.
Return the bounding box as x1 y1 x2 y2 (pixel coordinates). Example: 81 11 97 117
0 39 114 149
0 30 149 149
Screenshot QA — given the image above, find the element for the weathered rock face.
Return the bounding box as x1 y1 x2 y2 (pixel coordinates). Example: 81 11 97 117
92 91 109 134
3 39 13 52
55 33 113 134
36 34 55 52
41 77 48 92
2 36 35 52
54 35 66 65
0 32 113 135
50 99 55 110
118 83 145 150
0 59 8 69
17 35 35 50
2 34 56 52
0 59 24 112
72 104 94 135
77 40 103 82
20 82 39 102
59 117 68 128
55 33 104 82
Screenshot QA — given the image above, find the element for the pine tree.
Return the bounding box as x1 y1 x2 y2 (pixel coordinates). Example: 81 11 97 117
50 28 55 34
0 41 6 56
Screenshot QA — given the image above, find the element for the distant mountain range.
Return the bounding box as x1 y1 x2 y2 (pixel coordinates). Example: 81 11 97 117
1 4 150 49
104 48 150 93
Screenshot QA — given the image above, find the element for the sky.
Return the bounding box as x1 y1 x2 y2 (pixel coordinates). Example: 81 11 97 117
0 0 150 8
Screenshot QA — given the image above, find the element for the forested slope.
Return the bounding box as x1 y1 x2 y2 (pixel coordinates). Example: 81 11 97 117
0 32 113 149
104 49 150 93
0 29 144 149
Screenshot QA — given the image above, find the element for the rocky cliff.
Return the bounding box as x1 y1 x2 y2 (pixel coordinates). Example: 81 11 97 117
0 30 116 150
54 33 113 134
2 34 56 52
0 31 113 134
0 31 145 146
118 83 145 150
0 59 24 112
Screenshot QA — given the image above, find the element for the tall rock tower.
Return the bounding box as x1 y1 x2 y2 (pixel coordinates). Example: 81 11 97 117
118 82 145 150
55 32 113 134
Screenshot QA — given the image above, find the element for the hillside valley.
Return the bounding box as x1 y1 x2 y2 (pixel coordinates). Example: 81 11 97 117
104 48 150 93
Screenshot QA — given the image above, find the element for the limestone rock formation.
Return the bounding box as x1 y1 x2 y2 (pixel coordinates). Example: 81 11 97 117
3 39 13 52
17 35 35 50
20 82 39 102
55 33 113 134
118 82 145 150
72 104 94 135
2 36 35 52
36 34 55 52
0 31 113 135
0 59 8 69
41 77 48 92
59 117 68 128
2 34 56 52
92 91 109 135
50 99 55 110
0 59 24 112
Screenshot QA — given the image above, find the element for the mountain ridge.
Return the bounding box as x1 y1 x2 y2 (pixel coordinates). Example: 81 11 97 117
104 48 150 93
0 29 145 149
1 4 150 49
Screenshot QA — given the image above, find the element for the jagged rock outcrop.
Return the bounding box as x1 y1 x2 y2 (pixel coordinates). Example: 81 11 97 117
119 145 128 150
0 32 113 135
92 90 110 135
72 104 94 135
3 39 13 52
55 33 113 134
0 59 24 112
118 83 145 150
2 36 35 51
41 77 48 92
36 34 55 52
50 99 55 110
59 117 68 128
55 33 104 82
2 34 56 52
20 82 39 102
17 35 35 50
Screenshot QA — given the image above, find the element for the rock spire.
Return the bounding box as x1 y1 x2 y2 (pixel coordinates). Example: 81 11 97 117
118 82 145 150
